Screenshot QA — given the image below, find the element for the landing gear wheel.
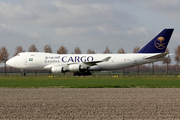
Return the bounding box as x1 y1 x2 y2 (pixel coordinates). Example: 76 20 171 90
74 71 92 76
74 72 80 76
21 70 26 76
22 73 26 76
85 71 92 76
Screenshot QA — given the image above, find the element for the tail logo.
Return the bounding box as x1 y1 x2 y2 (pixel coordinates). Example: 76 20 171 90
154 37 166 49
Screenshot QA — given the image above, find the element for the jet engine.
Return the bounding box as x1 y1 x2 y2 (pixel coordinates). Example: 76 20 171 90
51 66 64 73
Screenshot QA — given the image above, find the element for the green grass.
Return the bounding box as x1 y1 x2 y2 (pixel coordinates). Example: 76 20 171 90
0 77 180 88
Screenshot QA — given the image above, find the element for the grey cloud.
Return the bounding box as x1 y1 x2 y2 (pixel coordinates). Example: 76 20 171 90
119 0 180 20
0 2 39 22
0 0 143 56
0 0 136 29
51 0 120 5
0 0 178 65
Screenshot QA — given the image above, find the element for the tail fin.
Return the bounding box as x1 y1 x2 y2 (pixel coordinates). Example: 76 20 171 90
137 29 174 53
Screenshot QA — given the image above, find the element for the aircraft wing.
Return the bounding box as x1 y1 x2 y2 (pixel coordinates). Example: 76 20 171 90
144 53 168 59
44 56 111 69
83 56 111 66
44 63 68 69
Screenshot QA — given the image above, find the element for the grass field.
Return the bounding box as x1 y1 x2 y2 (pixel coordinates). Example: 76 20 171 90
0 76 180 88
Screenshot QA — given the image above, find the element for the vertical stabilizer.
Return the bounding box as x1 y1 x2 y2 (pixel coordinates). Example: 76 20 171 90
137 29 174 53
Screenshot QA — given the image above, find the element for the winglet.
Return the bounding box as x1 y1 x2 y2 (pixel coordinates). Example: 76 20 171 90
137 29 174 53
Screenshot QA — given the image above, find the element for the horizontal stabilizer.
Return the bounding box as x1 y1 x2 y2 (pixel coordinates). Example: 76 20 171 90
144 53 168 59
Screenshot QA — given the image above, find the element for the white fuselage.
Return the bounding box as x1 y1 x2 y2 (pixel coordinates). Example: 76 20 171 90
6 52 168 72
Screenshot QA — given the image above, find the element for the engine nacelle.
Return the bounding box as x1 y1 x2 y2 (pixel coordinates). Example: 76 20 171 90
51 66 64 74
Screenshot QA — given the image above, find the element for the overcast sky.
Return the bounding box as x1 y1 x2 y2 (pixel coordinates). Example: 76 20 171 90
0 0 180 64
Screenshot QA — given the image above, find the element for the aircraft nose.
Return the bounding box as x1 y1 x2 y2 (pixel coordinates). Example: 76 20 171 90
6 58 15 67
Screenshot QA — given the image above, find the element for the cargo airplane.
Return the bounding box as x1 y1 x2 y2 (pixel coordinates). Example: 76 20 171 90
6 29 174 76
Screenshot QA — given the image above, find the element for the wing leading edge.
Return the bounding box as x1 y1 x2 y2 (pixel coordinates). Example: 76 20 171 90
83 56 111 66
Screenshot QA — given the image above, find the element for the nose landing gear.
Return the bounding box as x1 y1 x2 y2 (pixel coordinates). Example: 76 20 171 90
21 70 26 76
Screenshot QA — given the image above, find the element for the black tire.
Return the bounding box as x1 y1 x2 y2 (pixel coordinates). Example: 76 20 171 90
74 71 92 76
74 72 80 76
22 73 26 76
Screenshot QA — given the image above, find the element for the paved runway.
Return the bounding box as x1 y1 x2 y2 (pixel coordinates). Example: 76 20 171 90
0 88 180 119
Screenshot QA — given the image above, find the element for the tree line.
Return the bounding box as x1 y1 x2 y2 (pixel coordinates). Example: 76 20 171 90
1 44 180 74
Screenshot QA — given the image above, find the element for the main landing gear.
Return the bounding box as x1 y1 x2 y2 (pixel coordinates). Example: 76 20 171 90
74 71 92 76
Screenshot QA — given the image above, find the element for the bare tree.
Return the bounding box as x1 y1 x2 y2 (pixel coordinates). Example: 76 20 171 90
103 46 111 54
0 46 9 63
118 48 125 54
57 46 68 54
44 45 52 53
175 45 180 64
73 47 82 54
0 46 9 75
14 46 25 56
87 49 95 54
133 46 140 53
28 44 39 52
162 48 171 74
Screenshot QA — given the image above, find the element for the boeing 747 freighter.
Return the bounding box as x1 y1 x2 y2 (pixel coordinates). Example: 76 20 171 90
6 29 174 76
